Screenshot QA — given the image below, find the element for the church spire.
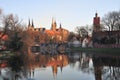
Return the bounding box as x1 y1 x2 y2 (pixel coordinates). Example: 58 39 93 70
32 19 34 27
28 19 31 27
95 12 98 17
59 23 62 29
52 17 55 24
51 17 57 31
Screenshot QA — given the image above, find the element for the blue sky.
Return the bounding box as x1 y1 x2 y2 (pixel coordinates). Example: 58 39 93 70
0 0 120 31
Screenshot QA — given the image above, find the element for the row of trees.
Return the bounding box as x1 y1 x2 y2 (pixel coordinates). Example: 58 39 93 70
102 10 120 31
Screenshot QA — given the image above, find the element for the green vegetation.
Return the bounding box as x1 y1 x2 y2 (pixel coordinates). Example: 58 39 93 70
8 54 24 72
9 32 23 51
0 51 16 59
70 47 120 54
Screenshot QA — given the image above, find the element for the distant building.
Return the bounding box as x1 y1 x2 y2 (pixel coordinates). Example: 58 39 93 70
28 18 69 42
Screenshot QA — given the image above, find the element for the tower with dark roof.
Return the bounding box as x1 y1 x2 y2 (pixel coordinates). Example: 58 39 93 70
59 23 62 29
32 19 34 28
28 19 31 27
93 12 100 32
28 19 34 31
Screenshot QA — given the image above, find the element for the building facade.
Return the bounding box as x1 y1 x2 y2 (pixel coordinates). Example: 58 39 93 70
28 18 69 43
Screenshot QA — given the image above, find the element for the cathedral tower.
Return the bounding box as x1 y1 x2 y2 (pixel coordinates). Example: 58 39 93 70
32 19 34 28
59 23 62 29
51 18 57 31
28 19 31 27
28 19 34 31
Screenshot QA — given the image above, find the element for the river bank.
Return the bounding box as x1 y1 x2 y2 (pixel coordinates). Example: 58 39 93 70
69 47 120 54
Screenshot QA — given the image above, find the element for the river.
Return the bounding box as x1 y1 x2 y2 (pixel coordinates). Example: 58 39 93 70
0 51 120 80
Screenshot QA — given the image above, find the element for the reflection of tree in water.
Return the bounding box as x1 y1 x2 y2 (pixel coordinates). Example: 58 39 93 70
7 51 120 80
68 52 120 80
68 52 93 73
102 67 120 80
93 55 120 80
8 55 23 72
8 53 39 80
8 54 24 80
68 53 120 80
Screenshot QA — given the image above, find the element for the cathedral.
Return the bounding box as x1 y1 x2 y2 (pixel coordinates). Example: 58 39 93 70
28 18 69 43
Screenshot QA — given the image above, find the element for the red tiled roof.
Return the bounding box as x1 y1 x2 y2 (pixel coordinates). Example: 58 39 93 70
45 30 60 36
0 33 8 41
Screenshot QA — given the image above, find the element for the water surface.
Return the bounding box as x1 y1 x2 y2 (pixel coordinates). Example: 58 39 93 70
0 52 120 80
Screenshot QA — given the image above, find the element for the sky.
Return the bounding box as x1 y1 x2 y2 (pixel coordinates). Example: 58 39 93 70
0 0 120 31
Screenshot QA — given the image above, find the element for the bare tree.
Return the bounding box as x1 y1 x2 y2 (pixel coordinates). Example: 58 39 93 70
3 14 17 32
0 10 26 50
0 8 2 15
1 13 25 39
116 11 120 30
67 32 75 41
102 11 120 31
0 8 3 29
0 8 3 46
75 25 92 38
75 26 81 38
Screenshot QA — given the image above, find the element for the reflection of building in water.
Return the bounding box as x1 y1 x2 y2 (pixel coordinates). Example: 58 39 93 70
26 54 68 79
46 55 68 79
80 53 90 69
0 67 26 80
92 55 120 80
68 52 91 68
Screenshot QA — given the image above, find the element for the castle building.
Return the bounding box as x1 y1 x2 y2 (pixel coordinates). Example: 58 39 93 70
28 18 69 43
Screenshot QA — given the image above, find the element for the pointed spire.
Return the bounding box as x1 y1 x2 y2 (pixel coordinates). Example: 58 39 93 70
52 17 55 24
51 17 57 31
95 12 98 17
52 17 54 23
28 19 31 27
59 23 62 29
32 19 34 27
52 17 57 25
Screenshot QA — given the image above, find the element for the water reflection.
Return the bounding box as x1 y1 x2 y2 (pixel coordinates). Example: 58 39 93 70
0 52 120 80
0 55 24 80
27 54 68 79
93 54 120 80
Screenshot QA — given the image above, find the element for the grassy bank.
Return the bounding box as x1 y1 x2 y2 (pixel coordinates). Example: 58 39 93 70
70 47 120 54
0 51 16 59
